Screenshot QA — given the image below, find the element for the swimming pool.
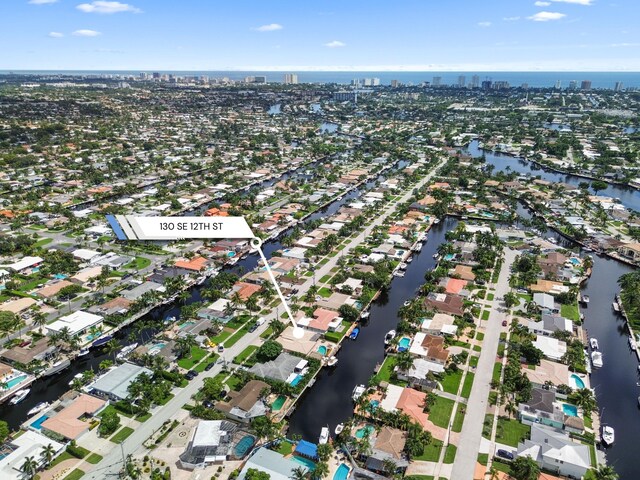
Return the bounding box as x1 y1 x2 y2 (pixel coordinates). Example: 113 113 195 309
148 342 166 355
369 400 380 410
333 464 350 480
289 375 303 387
293 455 316 471
53 273 67 279
233 435 255 457
30 414 49 430
5 374 28 389
317 345 328 356
444 253 455 261
271 395 286 411
227 251 236 257
397 337 411 351
355 425 374 439
562 403 579 417
569 374 586 389
178 321 195 330
569 257 581 265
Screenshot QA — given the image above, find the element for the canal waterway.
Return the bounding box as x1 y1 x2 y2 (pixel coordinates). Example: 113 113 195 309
468 140 640 212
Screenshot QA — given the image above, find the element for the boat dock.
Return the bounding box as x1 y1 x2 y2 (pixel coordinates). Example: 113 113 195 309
616 293 640 362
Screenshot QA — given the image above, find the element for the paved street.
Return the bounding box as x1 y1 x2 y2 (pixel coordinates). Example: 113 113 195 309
450 248 517 480
86 158 447 478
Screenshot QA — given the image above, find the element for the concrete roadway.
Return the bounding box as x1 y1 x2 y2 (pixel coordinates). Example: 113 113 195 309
85 158 447 478
450 248 517 480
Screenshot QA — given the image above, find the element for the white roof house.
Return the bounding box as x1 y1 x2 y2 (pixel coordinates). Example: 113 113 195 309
380 383 404 413
7 256 43 272
47 311 103 337
533 335 567 361
0 430 64 480
72 248 101 262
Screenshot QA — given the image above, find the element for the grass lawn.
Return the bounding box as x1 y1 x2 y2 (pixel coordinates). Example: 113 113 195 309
441 369 463 394
473 345 481 352
224 325 249 347
492 460 511 473
260 326 274 339
99 404 132 419
110 426 135 444
469 355 479 368
135 412 152 422
34 237 53 247
487 293 495 301
63 469 85 480
476 332 485 341
125 256 151 270
482 414 494 439
211 329 232 344
193 354 218 372
276 441 294 456
461 372 474 398
561 303 580 322
233 345 258 364
324 320 351 343
452 407 465 432
86 453 103 464
495 417 530 447
225 375 242 391
415 439 444 461
49 451 74 468
177 345 208 369
477 453 489 466
429 396 455 428
159 393 174 405
492 363 502 383
377 355 398 383
405 477 435 480
318 287 332 298
481 310 490 321
319 274 332 283
443 444 457 464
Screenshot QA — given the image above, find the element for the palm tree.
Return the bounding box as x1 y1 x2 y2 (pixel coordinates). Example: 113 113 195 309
32 310 48 334
312 461 330 479
396 351 414 372
509 455 540 480
291 466 308 480
40 443 56 468
105 338 121 361
382 458 397 475
20 456 38 479
174 334 197 359
592 464 619 480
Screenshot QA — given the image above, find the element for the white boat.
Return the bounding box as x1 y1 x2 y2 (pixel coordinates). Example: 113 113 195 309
77 347 90 357
384 330 396 345
360 311 370 319
601 425 615 446
352 384 366 402
413 244 422 252
581 294 590 304
9 388 30 405
116 343 138 360
399 263 408 270
335 423 344 435
326 356 338 367
433 219 440 224
406 257 413 263
403 300 411 307
589 338 599 350
591 351 603 368
318 426 329 445
629 336 637 351
43 359 71 377
68 373 83 386
547 237 557 244
612 302 620 313
27 402 50 416
393 271 405 277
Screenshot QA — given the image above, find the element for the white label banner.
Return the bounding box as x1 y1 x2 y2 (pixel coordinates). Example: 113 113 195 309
126 216 255 240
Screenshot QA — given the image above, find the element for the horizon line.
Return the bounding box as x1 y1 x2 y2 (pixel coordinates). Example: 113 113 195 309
2 68 640 73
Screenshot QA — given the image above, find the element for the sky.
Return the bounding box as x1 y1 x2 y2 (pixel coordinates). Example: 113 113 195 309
1 0 639 71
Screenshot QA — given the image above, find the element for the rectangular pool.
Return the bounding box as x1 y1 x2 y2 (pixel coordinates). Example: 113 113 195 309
30 415 49 430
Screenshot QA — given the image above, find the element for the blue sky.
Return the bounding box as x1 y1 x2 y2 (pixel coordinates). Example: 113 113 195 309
1 0 639 71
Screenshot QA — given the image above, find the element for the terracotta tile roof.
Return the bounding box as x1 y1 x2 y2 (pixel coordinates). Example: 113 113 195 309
373 427 407 460
174 256 208 271
41 393 106 440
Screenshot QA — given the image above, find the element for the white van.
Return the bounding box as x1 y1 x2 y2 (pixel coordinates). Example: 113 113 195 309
256 317 266 326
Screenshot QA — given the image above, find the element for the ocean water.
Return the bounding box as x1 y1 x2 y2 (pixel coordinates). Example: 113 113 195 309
1 70 639 89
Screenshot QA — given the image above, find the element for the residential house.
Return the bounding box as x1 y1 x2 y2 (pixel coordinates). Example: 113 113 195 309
423 292 464 316
215 380 270 423
408 333 450 364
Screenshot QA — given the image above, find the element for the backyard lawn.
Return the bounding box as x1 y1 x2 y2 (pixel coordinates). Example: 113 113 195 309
495 417 531 447
177 345 208 369
441 369 463 394
561 303 580 322
110 426 135 444
377 355 398 383
429 396 455 428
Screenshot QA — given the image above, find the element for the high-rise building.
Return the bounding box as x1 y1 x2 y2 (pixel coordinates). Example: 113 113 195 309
333 91 357 102
457 75 466 88
254 76 267 84
555 80 562 90
372 77 380 86
569 80 578 90
493 81 509 90
481 80 492 90
432 76 442 87
390 79 400 88
580 80 592 91
614 81 624 92
152 72 160 79
471 75 480 88
283 73 298 84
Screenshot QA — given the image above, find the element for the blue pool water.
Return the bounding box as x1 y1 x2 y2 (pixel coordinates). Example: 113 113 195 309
293 455 316 470
289 375 303 387
30 415 49 430
5 374 27 389
317 345 328 356
227 251 236 257
355 425 374 439
85 333 101 342
398 337 411 351
444 253 455 261
570 374 586 389
569 257 581 265
562 403 579 417
233 435 255 457
53 273 67 279
333 464 350 480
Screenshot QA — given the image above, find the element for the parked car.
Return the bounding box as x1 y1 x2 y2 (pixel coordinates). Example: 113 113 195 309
217 344 225 353
496 449 514 460
248 323 258 333
203 400 214 409
204 362 215 371
185 370 199 380
502 320 508 327
256 317 266 326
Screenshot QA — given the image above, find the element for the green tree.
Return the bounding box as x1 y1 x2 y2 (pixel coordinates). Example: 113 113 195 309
99 409 121 437
245 468 271 480
509 456 540 480
40 443 56 468
20 456 38 479
0 420 9 443
591 464 619 480
256 340 283 362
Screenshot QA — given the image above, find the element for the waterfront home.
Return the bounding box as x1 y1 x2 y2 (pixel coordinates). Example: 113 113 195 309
174 256 210 272
238 448 308 480
89 296 133 316
70 266 103 285
215 380 270 424
537 252 568 279
618 242 640 261
527 314 573 337
518 388 584 433
39 393 107 440
249 352 307 384
452 264 476 282
521 360 571 389
439 277 470 297
46 310 103 339
532 293 559 314
0 430 64 480
533 335 567 362
298 308 342 333
516 424 590 479
88 363 153 402
1 337 56 366
6 255 43 273
334 277 364 296
395 357 445 384
120 281 164 301
423 292 465 316
529 279 569 295
197 299 234 323
179 420 254 469
34 280 74 299
364 426 409 474
276 326 337 357
408 333 450 364
316 292 357 311
420 313 457 336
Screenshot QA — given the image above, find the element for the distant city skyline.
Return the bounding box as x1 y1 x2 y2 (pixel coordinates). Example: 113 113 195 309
2 0 639 71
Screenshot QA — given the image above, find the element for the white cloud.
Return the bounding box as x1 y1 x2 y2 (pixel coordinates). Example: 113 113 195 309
76 1 141 14
528 11 566 21
72 29 102 36
48 31 64 37
550 0 593 4
534 1 551 6
324 40 346 48
610 42 640 47
503 16 521 21
254 23 283 32
29 0 58 4
477 21 492 27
